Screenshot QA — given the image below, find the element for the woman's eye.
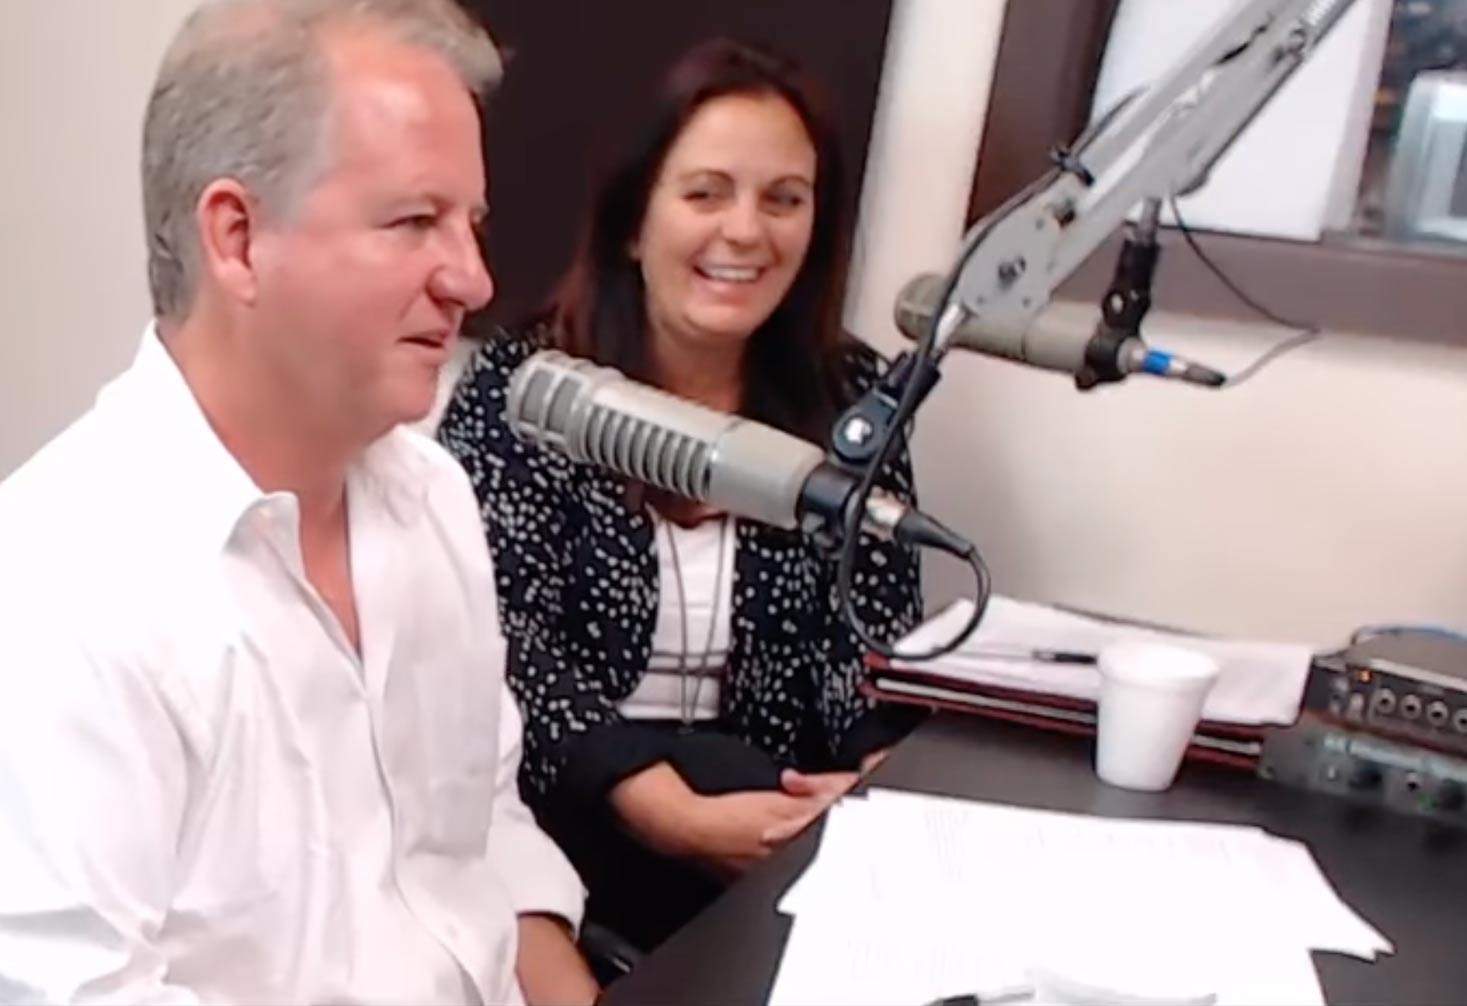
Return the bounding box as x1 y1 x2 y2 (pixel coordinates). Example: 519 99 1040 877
766 191 807 211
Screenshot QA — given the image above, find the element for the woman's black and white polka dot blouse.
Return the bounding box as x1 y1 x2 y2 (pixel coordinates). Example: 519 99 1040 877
438 324 924 805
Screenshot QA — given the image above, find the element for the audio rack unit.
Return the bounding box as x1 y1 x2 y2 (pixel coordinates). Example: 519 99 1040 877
1260 632 1467 824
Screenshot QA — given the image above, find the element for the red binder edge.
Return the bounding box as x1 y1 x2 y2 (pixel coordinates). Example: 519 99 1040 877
863 655 1261 772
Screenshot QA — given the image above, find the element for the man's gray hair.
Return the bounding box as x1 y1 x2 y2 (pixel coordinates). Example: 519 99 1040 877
142 0 502 320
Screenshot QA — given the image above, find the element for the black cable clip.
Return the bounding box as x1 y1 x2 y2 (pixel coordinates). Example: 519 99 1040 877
1049 144 1095 187
827 352 942 470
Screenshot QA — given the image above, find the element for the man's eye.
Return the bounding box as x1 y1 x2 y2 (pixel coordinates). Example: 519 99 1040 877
394 214 437 230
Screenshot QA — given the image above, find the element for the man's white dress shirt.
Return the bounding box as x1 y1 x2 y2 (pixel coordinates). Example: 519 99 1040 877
0 328 583 1004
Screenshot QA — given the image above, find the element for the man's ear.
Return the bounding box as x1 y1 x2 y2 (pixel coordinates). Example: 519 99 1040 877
195 179 261 306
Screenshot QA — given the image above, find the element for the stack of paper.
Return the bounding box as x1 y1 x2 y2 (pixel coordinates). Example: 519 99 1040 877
770 790 1390 1006
870 596 1314 729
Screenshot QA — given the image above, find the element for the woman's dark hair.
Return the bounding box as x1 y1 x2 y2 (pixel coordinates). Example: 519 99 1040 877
543 37 855 445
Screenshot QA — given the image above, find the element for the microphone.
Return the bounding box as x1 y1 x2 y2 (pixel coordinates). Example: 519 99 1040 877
506 349 968 552
895 272 1226 388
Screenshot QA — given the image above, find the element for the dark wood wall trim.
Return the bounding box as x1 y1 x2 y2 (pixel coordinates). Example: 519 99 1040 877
968 0 1119 222
970 0 1466 345
1060 230 1467 345
462 0 893 327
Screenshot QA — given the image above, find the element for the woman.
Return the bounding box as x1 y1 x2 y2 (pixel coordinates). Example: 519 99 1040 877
439 38 923 950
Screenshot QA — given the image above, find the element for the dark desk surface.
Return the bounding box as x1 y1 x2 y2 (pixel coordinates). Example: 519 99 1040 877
604 713 1466 1006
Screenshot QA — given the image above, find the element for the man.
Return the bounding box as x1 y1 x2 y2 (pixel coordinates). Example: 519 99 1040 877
0 1 597 1002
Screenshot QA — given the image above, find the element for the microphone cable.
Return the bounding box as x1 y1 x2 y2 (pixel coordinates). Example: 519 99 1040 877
829 169 1068 663
833 261 985 663
1168 195 1323 388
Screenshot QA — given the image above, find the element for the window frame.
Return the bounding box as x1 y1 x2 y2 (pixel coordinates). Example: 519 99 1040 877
969 0 1467 346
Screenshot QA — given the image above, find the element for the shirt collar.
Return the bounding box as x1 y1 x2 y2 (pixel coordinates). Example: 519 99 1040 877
109 323 267 553
115 323 434 545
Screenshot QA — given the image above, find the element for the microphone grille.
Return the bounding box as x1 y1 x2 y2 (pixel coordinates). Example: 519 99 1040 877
507 349 719 503
582 404 713 499
507 354 589 449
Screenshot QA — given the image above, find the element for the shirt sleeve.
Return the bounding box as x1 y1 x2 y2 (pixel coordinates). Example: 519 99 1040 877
484 686 586 934
0 624 200 1004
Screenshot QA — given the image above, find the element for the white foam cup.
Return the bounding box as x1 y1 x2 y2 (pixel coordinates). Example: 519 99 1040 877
1094 641 1221 791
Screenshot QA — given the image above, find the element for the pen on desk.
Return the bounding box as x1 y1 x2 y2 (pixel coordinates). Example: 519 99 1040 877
922 986 1033 1006
970 646 1098 666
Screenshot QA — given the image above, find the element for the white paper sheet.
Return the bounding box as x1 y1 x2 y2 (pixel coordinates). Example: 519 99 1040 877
768 791 1390 1006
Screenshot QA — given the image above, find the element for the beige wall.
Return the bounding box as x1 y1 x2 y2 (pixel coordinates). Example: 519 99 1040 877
1 0 196 478
849 0 1467 646
842 0 1006 358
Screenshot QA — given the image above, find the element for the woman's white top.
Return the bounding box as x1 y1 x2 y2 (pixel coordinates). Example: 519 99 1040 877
618 514 734 722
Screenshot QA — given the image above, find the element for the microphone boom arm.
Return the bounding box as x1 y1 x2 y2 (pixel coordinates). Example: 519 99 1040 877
822 0 1359 658
920 0 1358 375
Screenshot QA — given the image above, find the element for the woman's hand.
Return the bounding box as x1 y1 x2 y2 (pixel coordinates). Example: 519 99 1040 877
755 768 860 846
859 746 893 776
756 750 894 846
778 767 861 800
607 763 708 859
687 787 840 879
607 763 838 880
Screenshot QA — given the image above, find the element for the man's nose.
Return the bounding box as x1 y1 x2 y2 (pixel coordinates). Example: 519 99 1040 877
431 221 495 312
